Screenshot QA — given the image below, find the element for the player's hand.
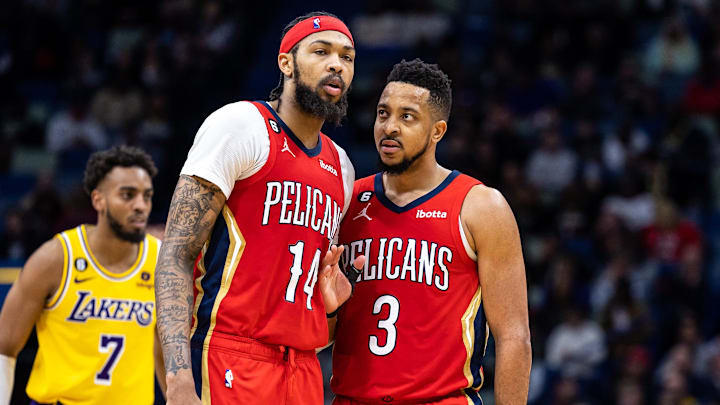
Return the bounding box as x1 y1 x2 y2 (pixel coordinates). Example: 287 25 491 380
165 370 202 405
318 245 366 314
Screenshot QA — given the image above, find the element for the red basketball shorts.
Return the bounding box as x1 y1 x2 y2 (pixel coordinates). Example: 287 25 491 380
192 334 323 405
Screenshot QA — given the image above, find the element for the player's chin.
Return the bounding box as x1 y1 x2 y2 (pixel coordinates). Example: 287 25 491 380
319 91 341 103
127 223 147 234
378 155 402 167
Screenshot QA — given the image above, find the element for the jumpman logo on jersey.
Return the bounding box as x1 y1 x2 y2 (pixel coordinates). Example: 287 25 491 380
281 138 296 158
353 203 372 221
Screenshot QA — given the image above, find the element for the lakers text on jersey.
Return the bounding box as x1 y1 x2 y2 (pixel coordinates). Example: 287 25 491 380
26 225 160 405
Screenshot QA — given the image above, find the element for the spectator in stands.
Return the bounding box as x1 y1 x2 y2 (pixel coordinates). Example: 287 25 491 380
45 91 108 153
0 208 26 261
643 17 700 86
90 68 144 134
546 307 607 380
602 175 655 232
643 198 702 265
526 128 578 198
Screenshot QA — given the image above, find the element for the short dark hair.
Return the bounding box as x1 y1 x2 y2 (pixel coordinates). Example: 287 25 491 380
386 58 452 120
83 146 158 195
268 11 344 101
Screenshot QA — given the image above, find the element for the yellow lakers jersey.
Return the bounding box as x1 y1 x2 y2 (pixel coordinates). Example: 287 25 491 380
26 225 159 405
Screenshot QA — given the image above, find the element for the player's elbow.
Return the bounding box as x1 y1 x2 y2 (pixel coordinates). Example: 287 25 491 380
495 325 532 355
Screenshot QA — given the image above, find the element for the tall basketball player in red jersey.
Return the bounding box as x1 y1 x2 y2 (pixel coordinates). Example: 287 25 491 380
155 11 364 405
332 59 531 404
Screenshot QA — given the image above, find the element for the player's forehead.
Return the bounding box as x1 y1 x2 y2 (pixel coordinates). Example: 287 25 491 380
296 30 354 52
378 81 430 111
101 166 153 191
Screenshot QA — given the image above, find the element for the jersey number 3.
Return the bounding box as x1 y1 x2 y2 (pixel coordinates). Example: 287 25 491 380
285 241 321 310
369 295 400 356
95 334 125 385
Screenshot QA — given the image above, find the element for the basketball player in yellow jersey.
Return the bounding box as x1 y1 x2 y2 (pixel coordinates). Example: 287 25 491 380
0 146 166 405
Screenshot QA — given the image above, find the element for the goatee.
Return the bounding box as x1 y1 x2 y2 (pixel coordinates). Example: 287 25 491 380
107 209 145 243
378 137 430 175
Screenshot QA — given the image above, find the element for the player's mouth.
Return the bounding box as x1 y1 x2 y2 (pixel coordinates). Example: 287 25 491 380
380 138 402 154
321 76 344 97
128 216 147 227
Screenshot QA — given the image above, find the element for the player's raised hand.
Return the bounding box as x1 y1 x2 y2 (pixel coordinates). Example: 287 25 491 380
318 245 366 314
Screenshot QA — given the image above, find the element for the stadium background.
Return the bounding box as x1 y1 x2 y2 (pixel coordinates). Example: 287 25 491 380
1 0 720 404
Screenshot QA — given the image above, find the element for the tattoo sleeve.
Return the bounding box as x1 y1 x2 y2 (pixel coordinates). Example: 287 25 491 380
155 175 226 375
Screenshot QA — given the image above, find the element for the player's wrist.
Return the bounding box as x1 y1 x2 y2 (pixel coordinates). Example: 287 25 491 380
326 308 339 318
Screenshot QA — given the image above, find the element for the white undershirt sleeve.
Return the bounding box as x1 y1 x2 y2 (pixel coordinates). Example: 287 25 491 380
0 353 15 405
332 141 356 221
180 101 270 199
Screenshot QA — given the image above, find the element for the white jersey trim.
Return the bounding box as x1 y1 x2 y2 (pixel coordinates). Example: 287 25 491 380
331 140 355 220
458 215 477 262
47 232 74 310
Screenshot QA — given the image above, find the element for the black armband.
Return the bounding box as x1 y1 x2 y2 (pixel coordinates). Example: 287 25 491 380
345 263 362 295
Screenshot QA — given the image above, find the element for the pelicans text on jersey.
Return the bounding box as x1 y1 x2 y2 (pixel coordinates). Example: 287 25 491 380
333 171 488 404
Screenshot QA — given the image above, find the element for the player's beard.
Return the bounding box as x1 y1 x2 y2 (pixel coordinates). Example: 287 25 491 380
294 65 349 127
378 135 431 175
107 207 145 243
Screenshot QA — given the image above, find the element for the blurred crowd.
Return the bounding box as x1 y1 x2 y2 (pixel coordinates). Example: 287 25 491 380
1 0 720 404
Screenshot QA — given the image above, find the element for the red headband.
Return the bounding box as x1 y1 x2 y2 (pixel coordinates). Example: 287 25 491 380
279 16 354 55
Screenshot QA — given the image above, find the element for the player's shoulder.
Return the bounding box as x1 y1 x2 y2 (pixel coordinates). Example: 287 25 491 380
328 139 348 158
206 100 264 125
462 183 515 230
31 235 66 266
18 235 66 289
464 183 507 211
352 174 376 192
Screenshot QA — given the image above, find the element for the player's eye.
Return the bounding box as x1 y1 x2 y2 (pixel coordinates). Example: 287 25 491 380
343 54 353 62
314 49 327 55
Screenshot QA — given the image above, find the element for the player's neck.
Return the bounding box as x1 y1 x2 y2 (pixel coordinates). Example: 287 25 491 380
268 98 324 149
86 223 140 273
383 160 451 202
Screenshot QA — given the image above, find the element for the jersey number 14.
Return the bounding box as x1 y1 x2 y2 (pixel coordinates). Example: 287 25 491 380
284 241 320 310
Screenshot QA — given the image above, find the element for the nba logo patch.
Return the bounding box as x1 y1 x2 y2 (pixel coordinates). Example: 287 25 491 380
313 17 321 29
224 369 233 388
141 272 151 281
75 258 87 271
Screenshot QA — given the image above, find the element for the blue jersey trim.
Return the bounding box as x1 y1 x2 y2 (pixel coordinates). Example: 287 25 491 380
470 303 487 388
464 388 484 405
190 219 229 346
256 100 323 157
373 170 461 213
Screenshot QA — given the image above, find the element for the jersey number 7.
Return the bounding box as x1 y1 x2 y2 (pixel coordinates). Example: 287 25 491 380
95 334 125 385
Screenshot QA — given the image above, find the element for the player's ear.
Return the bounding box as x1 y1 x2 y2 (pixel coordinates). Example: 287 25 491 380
90 189 105 214
278 52 293 78
431 119 447 144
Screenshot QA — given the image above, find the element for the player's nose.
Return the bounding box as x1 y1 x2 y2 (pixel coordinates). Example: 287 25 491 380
326 53 343 74
132 195 150 213
383 116 400 136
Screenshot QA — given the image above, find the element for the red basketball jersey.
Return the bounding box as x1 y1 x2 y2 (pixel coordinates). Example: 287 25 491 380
333 171 488 403
189 101 348 351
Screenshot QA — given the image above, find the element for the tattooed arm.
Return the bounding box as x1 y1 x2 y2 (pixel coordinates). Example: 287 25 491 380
155 175 225 405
